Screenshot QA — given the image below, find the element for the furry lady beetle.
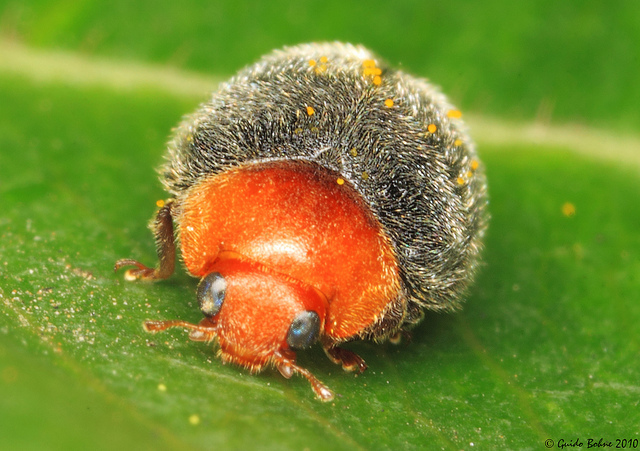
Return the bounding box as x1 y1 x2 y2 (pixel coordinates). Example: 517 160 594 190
115 42 488 401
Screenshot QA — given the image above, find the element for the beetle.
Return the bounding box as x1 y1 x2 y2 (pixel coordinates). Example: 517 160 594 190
115 42 488 401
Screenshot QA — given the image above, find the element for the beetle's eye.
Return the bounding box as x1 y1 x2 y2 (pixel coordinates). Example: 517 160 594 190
197 272 226 317
286 311 320 350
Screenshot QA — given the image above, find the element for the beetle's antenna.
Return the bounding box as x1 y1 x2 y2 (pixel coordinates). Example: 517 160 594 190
143 320 217 342
144 319 195 332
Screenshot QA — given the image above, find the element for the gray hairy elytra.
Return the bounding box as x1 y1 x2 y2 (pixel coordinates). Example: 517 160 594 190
163 42 488 325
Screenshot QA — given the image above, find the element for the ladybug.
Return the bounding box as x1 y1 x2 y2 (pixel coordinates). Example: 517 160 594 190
115 42 488 401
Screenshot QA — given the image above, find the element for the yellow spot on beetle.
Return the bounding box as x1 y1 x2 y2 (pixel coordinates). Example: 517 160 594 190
454 139 462 146
427 123 437 133
306 106 315 116
562 202 576 217
336 178 345 185
156 199 165 208
447 109 462 119
384 99 394 108
362 59 383 84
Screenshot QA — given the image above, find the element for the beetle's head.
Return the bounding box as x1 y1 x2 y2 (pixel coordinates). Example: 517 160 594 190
192 258 327 368
143 256 334 400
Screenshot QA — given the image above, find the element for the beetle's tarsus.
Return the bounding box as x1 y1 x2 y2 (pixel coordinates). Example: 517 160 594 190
389 329 413 345
114 259 159 281
115 201 176 281
324 345 368 373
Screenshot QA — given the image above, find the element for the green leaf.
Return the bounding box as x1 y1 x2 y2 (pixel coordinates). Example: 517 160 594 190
3 0 639 130
1 31 639 451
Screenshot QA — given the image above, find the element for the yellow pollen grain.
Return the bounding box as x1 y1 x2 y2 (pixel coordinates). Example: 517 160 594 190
156 199 165 208
373 75 382 86
319 56 328 63
336 178 345 185
470 159 479 170
308 59 316 67
363 59 376 68
447 109 462 119
363 67 382 76
310 126 319 133
315 64 327 73
362 171 369 180
294 127 303 135
350 148 358 157
466 171 473 178
306 106 315 116
188 414 201 426
457 177 465 185
384 98 394 108
427 123 437 133
562 202 576 217
454 139 462 146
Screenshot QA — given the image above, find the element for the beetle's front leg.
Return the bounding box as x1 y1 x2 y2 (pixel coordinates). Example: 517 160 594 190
115 200 176 281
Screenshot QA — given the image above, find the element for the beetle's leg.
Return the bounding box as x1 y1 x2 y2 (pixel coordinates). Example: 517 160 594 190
273 351 334 401
323 344 368 373
389 329 412 345
115 201 175 281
